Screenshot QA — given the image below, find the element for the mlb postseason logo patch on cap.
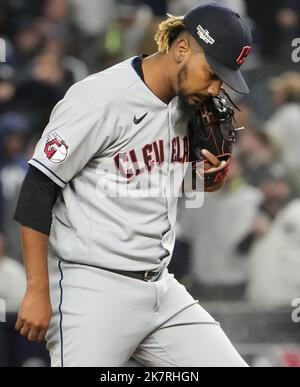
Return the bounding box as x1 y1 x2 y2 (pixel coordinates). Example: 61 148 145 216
197 25 215 45
44 131 69 164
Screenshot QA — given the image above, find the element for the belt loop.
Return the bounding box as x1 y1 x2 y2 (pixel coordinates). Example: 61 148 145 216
144 271 152 281
144 270 163 282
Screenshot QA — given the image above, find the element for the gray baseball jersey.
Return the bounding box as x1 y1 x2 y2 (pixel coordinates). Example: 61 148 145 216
31 57 247 368
29 57 189 271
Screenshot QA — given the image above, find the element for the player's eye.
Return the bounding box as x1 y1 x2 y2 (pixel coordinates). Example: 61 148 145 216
210 73 220 81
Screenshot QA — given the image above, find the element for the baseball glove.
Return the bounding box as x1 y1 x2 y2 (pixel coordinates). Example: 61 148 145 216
188 89 240 192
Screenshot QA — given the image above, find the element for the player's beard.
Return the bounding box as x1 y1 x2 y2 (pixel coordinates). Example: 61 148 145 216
177 65 208 121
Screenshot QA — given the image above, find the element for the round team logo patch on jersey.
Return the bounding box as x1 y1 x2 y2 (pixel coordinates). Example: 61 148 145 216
44 131 69 163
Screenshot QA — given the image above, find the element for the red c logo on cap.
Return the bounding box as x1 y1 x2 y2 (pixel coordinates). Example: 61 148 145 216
236 46 252 65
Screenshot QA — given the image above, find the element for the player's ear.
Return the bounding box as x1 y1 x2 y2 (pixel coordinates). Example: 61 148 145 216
173 36 190 64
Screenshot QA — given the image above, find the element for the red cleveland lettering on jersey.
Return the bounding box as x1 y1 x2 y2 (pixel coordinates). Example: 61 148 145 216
114 153 136 179
114 136 189 180
129 149 141 176
142 143 154 172
153 140 165 165
171 136 189 163
236 45 252 65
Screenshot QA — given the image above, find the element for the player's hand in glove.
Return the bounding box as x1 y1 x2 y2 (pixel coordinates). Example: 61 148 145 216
188 89 241 192
201 149 229 192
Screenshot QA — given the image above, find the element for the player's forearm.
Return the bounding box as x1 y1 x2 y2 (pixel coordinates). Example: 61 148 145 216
21 226 50 291
14 166 59 290
16 226 52 342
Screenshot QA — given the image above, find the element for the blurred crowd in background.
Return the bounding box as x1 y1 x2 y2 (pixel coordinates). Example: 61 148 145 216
0 0 300 319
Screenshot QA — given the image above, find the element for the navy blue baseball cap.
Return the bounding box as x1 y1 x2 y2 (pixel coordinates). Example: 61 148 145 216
184 3 252 94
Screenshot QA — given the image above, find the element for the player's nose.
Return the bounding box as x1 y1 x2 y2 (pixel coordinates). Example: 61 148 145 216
207 79 223 97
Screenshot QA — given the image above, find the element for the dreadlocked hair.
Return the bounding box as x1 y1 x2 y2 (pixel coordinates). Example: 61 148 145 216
155 14 186 54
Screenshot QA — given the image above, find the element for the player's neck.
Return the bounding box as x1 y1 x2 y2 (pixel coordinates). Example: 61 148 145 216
142 53 176 104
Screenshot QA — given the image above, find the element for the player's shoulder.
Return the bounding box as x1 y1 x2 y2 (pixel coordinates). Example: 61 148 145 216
64 57 139 110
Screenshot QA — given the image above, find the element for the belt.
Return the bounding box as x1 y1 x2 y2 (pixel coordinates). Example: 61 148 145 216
104 267 163 282
57 258 164 282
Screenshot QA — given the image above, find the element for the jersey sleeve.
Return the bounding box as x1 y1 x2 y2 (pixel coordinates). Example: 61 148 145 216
29 97 110 188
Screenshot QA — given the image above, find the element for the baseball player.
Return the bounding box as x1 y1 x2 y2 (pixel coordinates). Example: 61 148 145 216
14 3 252 366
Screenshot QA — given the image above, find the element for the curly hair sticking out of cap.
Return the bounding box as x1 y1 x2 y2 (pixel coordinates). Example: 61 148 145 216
155 14 187 54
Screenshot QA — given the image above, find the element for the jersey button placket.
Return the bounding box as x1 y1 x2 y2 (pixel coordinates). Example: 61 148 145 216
162 105 174 253
153 282 160 314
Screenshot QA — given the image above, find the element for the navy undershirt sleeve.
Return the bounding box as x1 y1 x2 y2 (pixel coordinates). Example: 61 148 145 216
14 165 60 236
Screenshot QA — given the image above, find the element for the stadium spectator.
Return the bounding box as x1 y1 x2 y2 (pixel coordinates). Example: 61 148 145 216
238 129 282 188
245 0 300 62
266 72 300 176
247 199 300 309
0 112 29 260
0 181 26 312
179 158 262 300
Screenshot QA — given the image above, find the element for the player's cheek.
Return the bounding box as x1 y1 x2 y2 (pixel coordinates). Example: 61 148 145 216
190 71 210 93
